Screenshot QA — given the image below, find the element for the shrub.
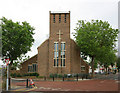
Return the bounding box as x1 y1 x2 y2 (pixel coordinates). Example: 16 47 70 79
64 74 67 78
11 73 23 77
23 73 27 76
49 73 90 78
16 74 22 77
22 73 39 77
34 73 39 77
54 73 58 78
49 73 63 78
10 73 17 78
49 74 54 78
31 73 39 76
57 74 63 78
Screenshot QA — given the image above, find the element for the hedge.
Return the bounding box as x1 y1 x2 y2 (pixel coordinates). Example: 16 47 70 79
11 72 39 78
49 73 90 78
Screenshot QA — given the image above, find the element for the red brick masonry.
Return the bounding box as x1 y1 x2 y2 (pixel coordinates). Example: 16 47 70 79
12 80 119 91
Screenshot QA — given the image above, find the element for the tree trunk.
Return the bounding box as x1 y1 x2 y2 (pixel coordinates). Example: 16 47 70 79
106 67 108 75
91 56 95 78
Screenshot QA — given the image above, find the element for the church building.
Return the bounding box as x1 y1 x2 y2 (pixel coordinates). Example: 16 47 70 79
20 11 89 77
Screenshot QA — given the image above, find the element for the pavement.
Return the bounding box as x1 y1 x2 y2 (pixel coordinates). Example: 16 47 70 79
10 86 37 91
1 73 120 92
10 80 119 92
93 73 119 80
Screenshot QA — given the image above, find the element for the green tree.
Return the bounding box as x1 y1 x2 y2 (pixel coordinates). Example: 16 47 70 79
1 17 35 66
74 20 118 77
0 17 35 89
99 50 117 73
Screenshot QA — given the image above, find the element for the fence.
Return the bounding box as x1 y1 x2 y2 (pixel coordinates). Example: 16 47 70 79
7 72 92 91
10 74 91 90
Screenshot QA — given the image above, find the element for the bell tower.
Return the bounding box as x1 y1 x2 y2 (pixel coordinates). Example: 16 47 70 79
48 11 71 74
49 11 70 40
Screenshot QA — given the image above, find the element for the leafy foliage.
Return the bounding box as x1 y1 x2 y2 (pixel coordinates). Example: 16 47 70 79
23 73 39 77
74 20 118 76
10 72 39 78
11 55 30 70
0 17 35 65
98 50 117 68
74 20 118 57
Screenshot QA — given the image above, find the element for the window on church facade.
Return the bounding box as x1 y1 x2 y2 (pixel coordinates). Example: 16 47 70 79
59 14 61 23
28 65 32 72
28 64 37 72
64 14 67 23
81 66 85 71
33 64 37 72
61 42 65 66
53 14 55 23
54 42 59 66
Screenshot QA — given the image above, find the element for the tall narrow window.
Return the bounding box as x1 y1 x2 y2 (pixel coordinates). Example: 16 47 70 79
28 65 32 72
59 14 61 23
54 42 59 66
33 64 37 72
81 66 85 71
61 42 65 66
64 14 66 23
53 14 55 23
28 66 30 72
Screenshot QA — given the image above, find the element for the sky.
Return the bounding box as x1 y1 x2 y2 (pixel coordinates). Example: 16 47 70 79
0 0 119 65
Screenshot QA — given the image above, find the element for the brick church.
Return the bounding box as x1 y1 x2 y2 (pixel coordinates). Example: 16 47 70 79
20 11 89 77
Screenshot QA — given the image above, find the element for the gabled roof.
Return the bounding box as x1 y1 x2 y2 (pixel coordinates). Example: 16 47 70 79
21 54 37 64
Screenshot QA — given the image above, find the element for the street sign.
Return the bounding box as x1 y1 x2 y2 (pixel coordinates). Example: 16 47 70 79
5 58 9 66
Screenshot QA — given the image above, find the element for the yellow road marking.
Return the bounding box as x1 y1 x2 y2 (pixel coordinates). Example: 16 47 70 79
26 87 37 91
11 86 37 91
13 88 27 91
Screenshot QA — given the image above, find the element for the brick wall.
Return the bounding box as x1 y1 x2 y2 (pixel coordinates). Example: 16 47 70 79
70 39 81 74
37 39 49 76
81 58 89 73
20 55 37 74
11 70 21 74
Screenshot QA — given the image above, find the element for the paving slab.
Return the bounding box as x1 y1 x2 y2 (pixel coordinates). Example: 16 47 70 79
10 80 118 91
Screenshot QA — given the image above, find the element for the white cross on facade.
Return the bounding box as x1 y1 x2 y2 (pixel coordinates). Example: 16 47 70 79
57 30 63 41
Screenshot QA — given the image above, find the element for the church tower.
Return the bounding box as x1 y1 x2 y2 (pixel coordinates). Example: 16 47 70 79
48 11 71 74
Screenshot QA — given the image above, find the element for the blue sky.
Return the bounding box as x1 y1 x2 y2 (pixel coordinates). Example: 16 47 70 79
0 0 119 65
